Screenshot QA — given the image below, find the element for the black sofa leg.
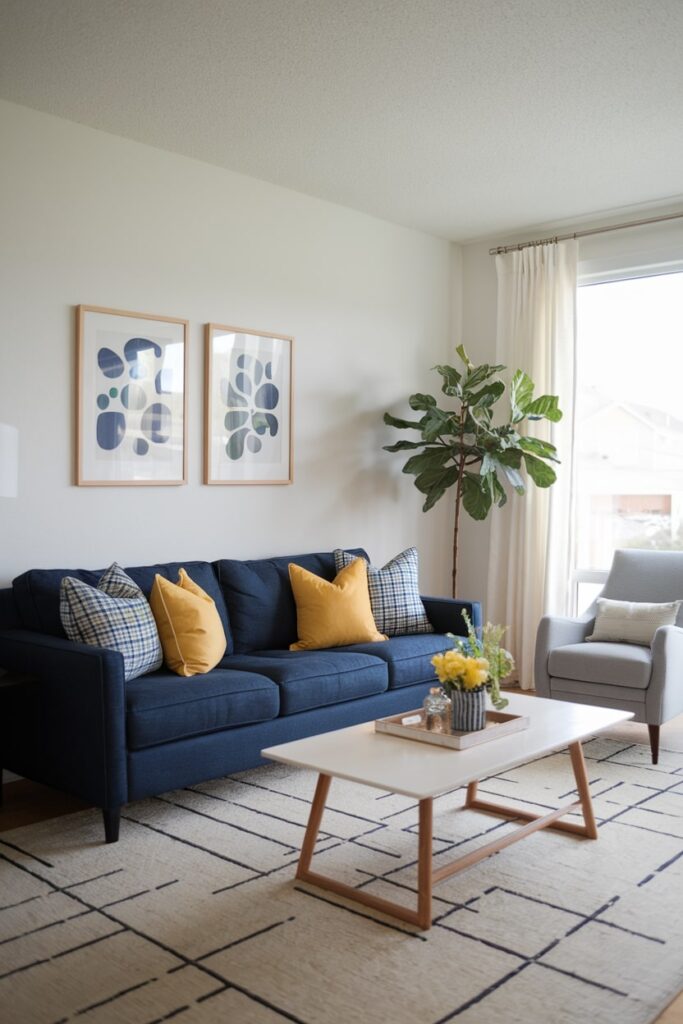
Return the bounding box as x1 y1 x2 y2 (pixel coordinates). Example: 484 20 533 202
647 724 660 765
103 807 121 843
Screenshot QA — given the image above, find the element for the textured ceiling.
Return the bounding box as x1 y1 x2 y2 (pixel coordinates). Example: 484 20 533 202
1 0 682 241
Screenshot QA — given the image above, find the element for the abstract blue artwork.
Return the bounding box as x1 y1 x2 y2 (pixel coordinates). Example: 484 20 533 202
205 324 293 485
77 306 188 485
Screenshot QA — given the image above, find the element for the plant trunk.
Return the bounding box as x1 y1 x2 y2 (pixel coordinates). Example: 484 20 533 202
451 406 467 598
452 481 461 599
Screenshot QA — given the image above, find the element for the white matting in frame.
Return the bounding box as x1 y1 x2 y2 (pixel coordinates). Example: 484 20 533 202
205 324 293 485
77 305 188 485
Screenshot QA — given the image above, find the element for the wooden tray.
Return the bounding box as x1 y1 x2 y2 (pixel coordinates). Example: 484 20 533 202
374 707 529 750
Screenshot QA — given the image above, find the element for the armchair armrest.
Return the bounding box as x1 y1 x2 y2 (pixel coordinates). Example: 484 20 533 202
0 629 127 809
647 624 683 725
534 614 594 696
421 597 482 636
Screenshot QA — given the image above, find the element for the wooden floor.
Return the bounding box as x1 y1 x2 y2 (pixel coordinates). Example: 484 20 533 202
2 703 682 1022
0 777 89 831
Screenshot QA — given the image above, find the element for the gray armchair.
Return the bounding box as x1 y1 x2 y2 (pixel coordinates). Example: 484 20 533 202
535 549 683 763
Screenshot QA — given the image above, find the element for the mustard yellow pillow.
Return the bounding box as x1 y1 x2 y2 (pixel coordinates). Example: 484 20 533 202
150 568 227 677
288 558 387 651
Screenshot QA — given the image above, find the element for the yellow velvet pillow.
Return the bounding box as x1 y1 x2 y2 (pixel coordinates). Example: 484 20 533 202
150 568 227 677
288 558 387 651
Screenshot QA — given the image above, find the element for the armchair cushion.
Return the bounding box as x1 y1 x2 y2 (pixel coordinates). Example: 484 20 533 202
587 597 681 646
548 641 652 689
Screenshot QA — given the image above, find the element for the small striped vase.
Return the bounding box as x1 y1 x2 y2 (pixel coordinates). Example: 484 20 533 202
451 686 487 732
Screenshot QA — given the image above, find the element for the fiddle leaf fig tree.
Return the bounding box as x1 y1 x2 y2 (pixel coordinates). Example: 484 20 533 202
383 345 562 598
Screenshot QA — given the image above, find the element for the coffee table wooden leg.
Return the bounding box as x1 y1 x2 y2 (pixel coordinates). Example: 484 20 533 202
295 772 433 929
296 773 332 878
568 740 598 839
417 798 433 929
463 740 599 840
294 745 598 932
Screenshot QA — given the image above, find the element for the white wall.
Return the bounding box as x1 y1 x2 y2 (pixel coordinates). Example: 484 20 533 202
0 100 455 592
458 205 683 605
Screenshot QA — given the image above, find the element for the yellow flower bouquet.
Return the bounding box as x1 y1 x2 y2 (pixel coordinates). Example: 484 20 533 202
431 650 490 692
430 612 515 731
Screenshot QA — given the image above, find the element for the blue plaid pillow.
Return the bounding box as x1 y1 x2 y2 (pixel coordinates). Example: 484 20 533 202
333 547 434 636
60 563 163 681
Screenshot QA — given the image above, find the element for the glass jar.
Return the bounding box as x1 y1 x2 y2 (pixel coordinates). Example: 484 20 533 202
423 687 451 732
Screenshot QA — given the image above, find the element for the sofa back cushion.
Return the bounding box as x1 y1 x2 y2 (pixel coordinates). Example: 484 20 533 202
214 549 368 653
13 560 232 651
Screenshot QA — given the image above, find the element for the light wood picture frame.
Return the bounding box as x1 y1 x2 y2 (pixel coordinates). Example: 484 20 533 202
204 323 294 485
76 305 188 486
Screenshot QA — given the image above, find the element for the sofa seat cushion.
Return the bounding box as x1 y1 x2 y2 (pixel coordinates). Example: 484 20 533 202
548 642 652 689
126 669 279 750
221 650 388 715
214 549 367 654
339 634 455 689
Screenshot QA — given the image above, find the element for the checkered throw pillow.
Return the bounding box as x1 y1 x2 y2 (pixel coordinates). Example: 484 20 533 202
333 547 434 636
60 563 163 681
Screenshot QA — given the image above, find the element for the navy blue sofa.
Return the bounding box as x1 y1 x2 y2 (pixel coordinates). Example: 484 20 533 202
0 549 480 843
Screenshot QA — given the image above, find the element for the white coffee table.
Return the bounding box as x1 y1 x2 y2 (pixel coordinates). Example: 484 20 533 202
262 693 632 930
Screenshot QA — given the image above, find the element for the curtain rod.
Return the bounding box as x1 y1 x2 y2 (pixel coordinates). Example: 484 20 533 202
488 209 683 256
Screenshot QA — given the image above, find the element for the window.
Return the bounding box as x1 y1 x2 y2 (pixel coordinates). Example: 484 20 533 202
573 270 683 610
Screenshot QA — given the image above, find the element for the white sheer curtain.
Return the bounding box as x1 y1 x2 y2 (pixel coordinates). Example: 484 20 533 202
486 240 578 688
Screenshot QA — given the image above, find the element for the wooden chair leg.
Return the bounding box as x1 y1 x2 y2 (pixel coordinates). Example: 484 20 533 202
647 724 660 765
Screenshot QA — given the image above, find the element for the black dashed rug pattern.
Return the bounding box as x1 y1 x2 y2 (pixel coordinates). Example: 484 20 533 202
1 735 682 1023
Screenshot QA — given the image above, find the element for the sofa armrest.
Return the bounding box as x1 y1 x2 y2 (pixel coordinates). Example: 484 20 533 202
534 615 594 696
647 624 683 725
421 597 482 636
0 629 128 808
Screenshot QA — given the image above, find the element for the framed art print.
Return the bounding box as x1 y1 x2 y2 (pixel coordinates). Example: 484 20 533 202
205 324 293 485
76 305 188 485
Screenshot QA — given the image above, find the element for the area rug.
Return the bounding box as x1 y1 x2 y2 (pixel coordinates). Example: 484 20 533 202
1 735 682 1024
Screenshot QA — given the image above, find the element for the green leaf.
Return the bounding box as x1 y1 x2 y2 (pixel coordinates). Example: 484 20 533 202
462 363 503 393
383 412 423 430
433 364 462 397
422 486 447 512
501 463 525 494
414 463 460 496
479 453 497 477
469 380 505 409
496 448 522 469
490 471 508 507
525 394 563 422
422 406 455 442
402 447 453 476
455 344 473 369
491 424 521 449
418 462 461 512
382 440 426 452
461 473 492 520
518 435 559 461
408 393 437 411
510 370 534 422
523 453 557 487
